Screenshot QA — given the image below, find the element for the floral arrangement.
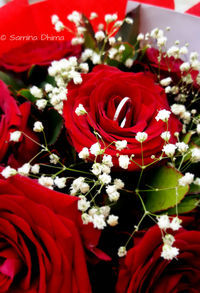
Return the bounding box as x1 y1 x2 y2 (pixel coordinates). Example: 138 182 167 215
0 5 200 292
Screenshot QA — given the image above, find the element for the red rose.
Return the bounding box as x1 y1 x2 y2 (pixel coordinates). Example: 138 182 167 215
0 80 38 167
63 65 181 171
116 225 200 292
0 170 100 292
0 41 81 72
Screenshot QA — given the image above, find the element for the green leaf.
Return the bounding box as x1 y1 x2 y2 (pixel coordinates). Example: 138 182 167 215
182 131 194 144
144 166 189 213
17 89 37 103
0 71 24 90
167 196 200 215
45 109 63 145
189 183 200 194
82 14 97 50
116 5 140 44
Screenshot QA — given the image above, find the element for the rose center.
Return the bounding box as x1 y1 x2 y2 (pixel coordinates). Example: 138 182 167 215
113 97 132 128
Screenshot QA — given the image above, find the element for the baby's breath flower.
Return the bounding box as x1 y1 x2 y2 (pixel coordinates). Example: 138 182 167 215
98 173 111 185
161 131 171 141
157 215 170 230
155 109 171 122
54 177 67 189
81 213 92 225
10 131 22 142
125 58 134 68
176 142 189 153
55 21 64 32
125 17 133 24
160 77 172 87
170 217 182 231
171 104 186 118
135 132 148 142
1 166 17 178
179 172 194 186
36 99 48 111
163 234 175 246
90 12 98 20
95 31 105 42
33 121 44 132
51 14 59 25
161 244 179 260
191 148 200 162
115 140 127 151
114 178 124 189
162 144 177 157
78 197 90 212
30 86 43 99
90 143 103 156
119 155 130 169
49 154 60 164
17 163 31 176
180 62 190 72
137 33 144 41
106 185 120 202
118 246 127 257
31 164 40 174
100 206 111 218
91 163 102 176
92 214 107 229
75 104 87 116
79 147 90 160
38 176 54 189
107 215 119 226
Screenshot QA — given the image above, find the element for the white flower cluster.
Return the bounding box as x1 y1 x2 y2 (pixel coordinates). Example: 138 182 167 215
51 14 65 32
157 215 182 260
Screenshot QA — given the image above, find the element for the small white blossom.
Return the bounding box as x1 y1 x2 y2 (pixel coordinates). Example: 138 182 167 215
106 185 120 202
114 178 124 189
107 215 119 226
81 213 92 225
125 17 133 24
179 172 194 186
197 124 200 135
155 109 171 122
95 31 105 42
55 21 64 32
78 197 90 212
157 215 170 230
99 173 111 185
79 147 90 160
114 20 123 28
90 143 103 156
118 246 127 257
167 46 180 59
191 148 200 162
101 164 111 174
157 36 167 47
179 46 188 55
161 131 171 141
79 63 89 73
36 99 47 111
160 77 172 87
1 166 17 178
118 45 125 53
194 177 200 185
119 155 130 169
17 163 31 176
171 104 186 118
180 62 190 72
45 83 53 93
109 37 116 45
163 234 175 246
80 182 90 194
92 214 106 229
33 121 44 132
135 132 148 142
51 14 59 25
100 206 111 218
31 164 40 174
10 131 22 142
91 163 102 176
75 104 87 116
54 177 67 189
162 144 177 157
176 142 189 153
137 33 144 41
105 13 117 23
170 217 182 231
30 86 43 99
90 12 98 20
115 140 127 151
49 154 60 164
125 58 134 68
102 155 113 168
38 176 54 189
165 86 171 94
161 244 179 260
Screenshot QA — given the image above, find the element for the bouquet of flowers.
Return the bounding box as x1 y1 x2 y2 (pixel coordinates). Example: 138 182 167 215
0 1 200 292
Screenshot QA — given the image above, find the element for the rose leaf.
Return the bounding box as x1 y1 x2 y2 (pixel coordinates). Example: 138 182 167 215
167 195 200 215
144 166 189 213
